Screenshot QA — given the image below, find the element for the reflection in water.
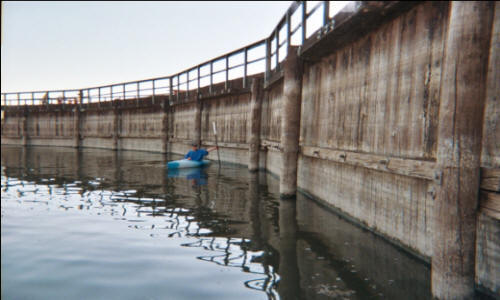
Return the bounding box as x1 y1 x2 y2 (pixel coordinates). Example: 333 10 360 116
1 145 431 300
167 167 209 186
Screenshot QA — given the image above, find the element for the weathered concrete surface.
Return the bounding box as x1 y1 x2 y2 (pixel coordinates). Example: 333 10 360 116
297 156 433 257
200 92 251 165
120 108 166 152
260 80 283 145
167 102 198 155
300 1 447 160
476 213 500 296
433 2 495 298
248 78 263 171
476 4 500 297
481 2 500 169
280 47 302 198
297 1 448 258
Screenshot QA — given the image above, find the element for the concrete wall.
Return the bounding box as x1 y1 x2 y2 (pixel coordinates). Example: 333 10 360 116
296 0 449 258
476 3 500 295
2 1 499 297
200 92 251 165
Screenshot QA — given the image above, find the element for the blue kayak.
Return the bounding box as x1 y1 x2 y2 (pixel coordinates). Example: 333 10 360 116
167 159 210 169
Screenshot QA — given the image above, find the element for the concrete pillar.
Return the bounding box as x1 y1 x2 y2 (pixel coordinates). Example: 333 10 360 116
432 2 494 299
248 77 263 172
112 102 120 151
162 98 170 153
194 99 202 147
279 46 302 198
21 110 29 146
73 90 82 148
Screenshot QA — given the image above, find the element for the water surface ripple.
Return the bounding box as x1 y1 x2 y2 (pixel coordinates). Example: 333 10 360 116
1 146 431 300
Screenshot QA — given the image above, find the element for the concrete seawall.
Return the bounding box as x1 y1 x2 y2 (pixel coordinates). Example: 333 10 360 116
2 1 499 298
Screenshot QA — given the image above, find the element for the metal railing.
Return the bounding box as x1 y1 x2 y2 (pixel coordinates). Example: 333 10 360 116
1 1 357 107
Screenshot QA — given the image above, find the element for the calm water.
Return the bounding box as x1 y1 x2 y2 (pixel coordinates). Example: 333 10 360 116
1 145 431 300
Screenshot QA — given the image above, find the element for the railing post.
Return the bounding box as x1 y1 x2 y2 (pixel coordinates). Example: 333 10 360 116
187 71 190 98
302 1 307 44
197 66 200 95
32 92 35 106
176 75 180 102
323 1 329 26
122 85 126 101
87 89 91 104
152 80 155 104
210 61 214 93
169 77 173 102
17 93 20 106
136 82 140 107
243 48 248 89
286 10 291 48
265 38 271 81
275 29 280 69
225 55 229 90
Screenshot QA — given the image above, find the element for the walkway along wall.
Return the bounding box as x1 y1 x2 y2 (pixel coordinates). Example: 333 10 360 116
1 1 499 298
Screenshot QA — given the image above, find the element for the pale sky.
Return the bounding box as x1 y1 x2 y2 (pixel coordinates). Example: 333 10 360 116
1 1 295 93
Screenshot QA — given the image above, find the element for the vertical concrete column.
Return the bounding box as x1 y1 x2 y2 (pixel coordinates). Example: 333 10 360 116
432 2 494 299
73 90 82 148
21 110 29 146
279 46 302 198
194 98 202 147
162 98 170 153
112 101 120 151
248 77 263 172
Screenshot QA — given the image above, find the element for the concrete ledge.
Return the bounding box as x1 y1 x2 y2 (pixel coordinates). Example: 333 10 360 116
301 146 437 181
202 141 248 150
1 137 24 145
28 138 76 148
81 137 116 150
120 138 165 153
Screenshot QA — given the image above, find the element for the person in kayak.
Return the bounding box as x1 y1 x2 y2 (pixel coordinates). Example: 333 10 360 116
185 142 218 161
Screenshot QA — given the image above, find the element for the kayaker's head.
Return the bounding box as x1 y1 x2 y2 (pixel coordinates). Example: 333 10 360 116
191 141 198 150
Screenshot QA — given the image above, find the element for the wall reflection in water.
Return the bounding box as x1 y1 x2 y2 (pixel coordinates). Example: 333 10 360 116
1 145 430 299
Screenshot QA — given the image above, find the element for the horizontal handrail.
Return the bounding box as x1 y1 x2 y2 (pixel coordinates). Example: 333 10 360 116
2 1 357 107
